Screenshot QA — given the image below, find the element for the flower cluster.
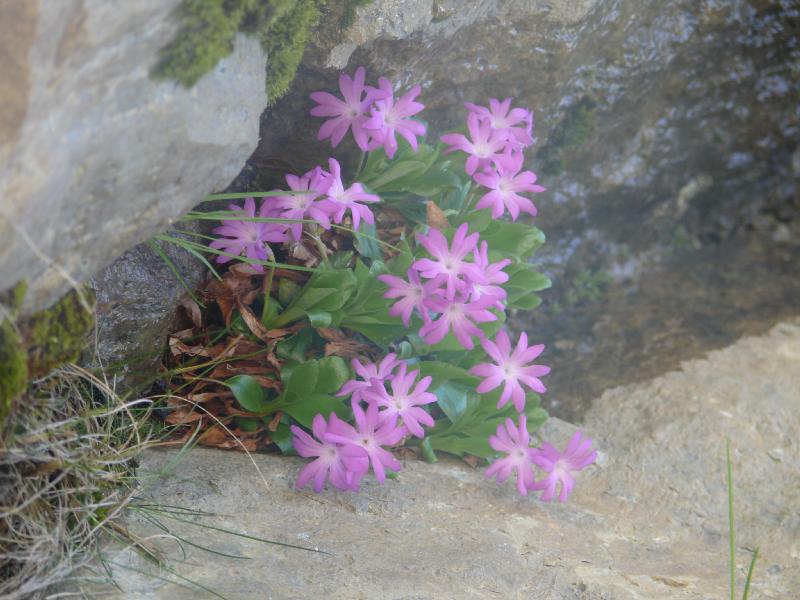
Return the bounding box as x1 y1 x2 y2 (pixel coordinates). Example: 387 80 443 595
206 67 598 503
292 354 438 491
485 415 597 501
209 158 379 268
441 99 545 221
379 223 507 350
311 67 426 159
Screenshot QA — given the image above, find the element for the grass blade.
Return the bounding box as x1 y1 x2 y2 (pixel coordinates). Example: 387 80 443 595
727 438 736 600
148 239 204 307
742 547 758 600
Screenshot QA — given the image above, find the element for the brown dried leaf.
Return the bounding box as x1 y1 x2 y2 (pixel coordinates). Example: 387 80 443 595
325 341 369 358
180 295 203 328
427 201 450 229
462 454 480 468
266 411 283 432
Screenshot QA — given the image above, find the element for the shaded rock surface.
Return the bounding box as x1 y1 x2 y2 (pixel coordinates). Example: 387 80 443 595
243 0 800 420
0 0 267 311
86 319 800 599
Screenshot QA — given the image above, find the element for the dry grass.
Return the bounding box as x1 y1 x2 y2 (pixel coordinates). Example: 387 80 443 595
0 365 153 599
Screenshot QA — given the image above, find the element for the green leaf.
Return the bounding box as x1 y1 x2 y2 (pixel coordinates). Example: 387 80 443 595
225 375 269 413
307 310 332 328
317 356 350 394
364 160 427 191
234 417 260 433
281 393 347 428
353 221 383 260
284 361 319 400
269 422 295 455
480 221 545 259
278 278 301 306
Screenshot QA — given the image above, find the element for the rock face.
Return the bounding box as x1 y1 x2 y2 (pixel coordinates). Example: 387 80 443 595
83 319 800 599
0 0 267 311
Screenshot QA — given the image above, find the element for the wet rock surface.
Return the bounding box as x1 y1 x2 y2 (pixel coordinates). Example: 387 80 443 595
85 319 800 599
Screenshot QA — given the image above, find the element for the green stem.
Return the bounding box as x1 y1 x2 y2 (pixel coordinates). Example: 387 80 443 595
261 267 275 324
309 233 331 268
727 438 736 600
353 151 367 182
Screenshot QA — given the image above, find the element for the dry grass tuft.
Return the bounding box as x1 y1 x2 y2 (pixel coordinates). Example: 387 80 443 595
0 365 153 599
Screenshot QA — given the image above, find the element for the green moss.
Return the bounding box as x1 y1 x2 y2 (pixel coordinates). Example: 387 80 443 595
155 0 372 104
538 96 597 176
24 289 95 379
257 0 321 100
340 0 373 29
0 319 28 423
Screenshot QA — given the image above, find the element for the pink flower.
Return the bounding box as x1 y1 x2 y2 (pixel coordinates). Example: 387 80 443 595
310 67 384 151
441 112 508 175
485 415 538 496
320 158 380 231
532 431 597 502
337 353 401 404
364 364 436 438
291 414 370 492
469 241 510 307
413 224 483 300
325 403 405 483
465 98 533 149
419 294 497 349
271 167 333 241
473 152 545 221
363 77 426 159
209 197 289 272
469 331 550 413
378 268 439 326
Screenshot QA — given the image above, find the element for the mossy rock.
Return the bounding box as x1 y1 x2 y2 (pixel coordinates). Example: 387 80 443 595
0 319 28 424
152 0 373 103
23 289 95 379
538 96 597 176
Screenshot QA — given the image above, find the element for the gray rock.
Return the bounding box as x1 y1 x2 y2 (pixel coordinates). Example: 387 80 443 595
0 0 266 312
85 319 800 599
89 228 206 392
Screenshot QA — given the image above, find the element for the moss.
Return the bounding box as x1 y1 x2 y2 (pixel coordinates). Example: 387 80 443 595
257 0 321 100
24 289 95 379
538 96 597 176
340 0 373 29
155 0 372 104
0 319 28 423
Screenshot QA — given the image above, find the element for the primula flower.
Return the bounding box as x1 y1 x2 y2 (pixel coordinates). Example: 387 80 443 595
473 152 545 221
469 331 550 413
291 414 370 493
465 98 534 149
272 167 333 241
320 158 380 231
469 241 510 307
419 294 497 349
413 224 483 300
485 415 538 496
532 431 597 502
209 197 289 272
337 353 401 404
363 77 427 159
325 402 405 484
378 268 438 326
310 66 384 151
440 112 508 175
364 364 436 438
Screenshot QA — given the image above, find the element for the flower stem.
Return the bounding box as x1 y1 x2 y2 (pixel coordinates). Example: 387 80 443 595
353 151 367 181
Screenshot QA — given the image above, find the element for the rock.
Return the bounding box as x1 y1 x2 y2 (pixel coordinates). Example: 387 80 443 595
0 1 267 312
89 230 207 392
82 319 800 599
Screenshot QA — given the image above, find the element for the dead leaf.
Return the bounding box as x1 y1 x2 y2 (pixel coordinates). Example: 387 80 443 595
180 295 203 328
427 201 449 229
